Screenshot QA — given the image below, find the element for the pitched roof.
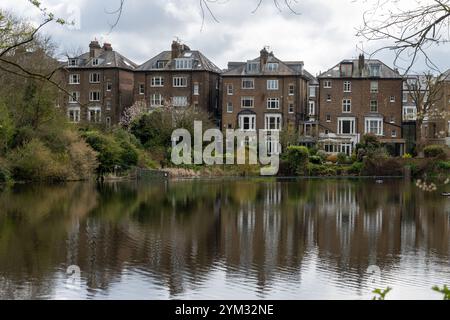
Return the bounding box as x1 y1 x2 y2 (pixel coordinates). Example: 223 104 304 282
136 50 222 73
70 49 137 70
318 59 402 79
222 53 306 77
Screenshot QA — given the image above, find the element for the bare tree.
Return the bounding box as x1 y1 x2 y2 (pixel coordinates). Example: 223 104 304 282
357 0 450 74
405 73 446 154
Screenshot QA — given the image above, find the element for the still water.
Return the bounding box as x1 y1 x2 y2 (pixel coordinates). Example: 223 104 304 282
0 178 449 300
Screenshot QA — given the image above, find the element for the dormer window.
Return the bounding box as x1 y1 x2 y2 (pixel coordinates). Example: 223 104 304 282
175 58 193 70
369 64 381 77
340 63 353 77
267 63 279 71
68 59 78 67
246 62 259 73
156 60 167 69
92 58 99 66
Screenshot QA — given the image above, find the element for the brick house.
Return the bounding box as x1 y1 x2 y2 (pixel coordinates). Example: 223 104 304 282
62 41 137 126
134 41 221 122
425 71 450 146
317 55 405 156
221 48 314 142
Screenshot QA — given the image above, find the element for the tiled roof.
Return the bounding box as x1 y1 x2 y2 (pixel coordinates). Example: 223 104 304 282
71 50 137 70
318 59 402 79
222 54 305 77
136 50 222 73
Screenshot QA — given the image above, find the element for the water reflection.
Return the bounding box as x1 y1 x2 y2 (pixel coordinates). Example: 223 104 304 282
0 179 449 300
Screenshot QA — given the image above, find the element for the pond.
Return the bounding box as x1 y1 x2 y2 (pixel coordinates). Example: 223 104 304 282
0 178 449 300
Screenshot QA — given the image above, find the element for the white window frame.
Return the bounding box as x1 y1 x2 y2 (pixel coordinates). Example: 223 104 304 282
390 96 396 103
239 114 256 131
267 98 280 110
241 97 254 108
92 58 99 66
242 78 255 89
288 103 295 114
246 62 259 73
151 93 163 107
88 106 101 123
106 100 112 110
67 107 80 123
309 86 316 97
323 80 332 88
289 84 295 96
365 117 384 136
267 80 279 90
172 96 188 107
267 63 279 71
343 81 352 93
193 83 199 96
69 74 80 85
174 58 193 70
106 82 112 91
69 91 80 104
227 84 233 95
342 99 352 113
151 76 164 87
89 91 101 102
68 59 78 67
89 72 101 84
370 100 378 112
370 81 379 93
173 76 187 88
227 102 233 113
308 101 315 116
265 114 282 131
139 83 145 95
338 117 356 135
326 114 331 122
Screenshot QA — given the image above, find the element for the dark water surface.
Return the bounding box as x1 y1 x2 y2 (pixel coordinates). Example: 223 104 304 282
0 178 449 300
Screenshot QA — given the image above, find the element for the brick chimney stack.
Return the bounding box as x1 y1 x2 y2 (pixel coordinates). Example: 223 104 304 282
89 40 102 58
358 54 365 75
103 43 113 51
171 41 182 59
260 47 269 67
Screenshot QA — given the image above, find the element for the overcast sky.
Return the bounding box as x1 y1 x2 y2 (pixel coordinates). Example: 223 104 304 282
3 0 449 74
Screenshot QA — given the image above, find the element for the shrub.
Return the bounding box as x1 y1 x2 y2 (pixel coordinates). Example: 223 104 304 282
424 145 446 158
307 163 337 176
8 139 68 181
403 153 413 159
317 150 328 161
437 161 450 171
337 153 352 164
309 155 323 165
326 154 338 163
349 162 364 175
286 146 309 175
0 157 11 183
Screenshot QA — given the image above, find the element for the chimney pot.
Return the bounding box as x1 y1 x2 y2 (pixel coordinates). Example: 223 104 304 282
89 40 102 58
103 43 113 51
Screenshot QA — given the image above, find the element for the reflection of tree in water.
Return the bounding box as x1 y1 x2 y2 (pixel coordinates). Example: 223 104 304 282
0 179 448 298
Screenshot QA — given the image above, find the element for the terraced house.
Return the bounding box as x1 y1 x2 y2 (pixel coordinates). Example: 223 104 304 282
317 54 405 156
134 41 221 120
62 41 137 126
221 48 316 144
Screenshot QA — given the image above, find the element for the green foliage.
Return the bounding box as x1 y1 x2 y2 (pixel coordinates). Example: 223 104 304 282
285 146 309 175
307 163 337 176
356 134 388 162
349 162 364 175
437 161 450 171
402 153 413 159
0 158 11 183
424 145 446 158
0 102 14 154
309 155 323 165
131 110 175 149
372 287 392 301
8 139 67 181
337 153 353 165
432 285 450 300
